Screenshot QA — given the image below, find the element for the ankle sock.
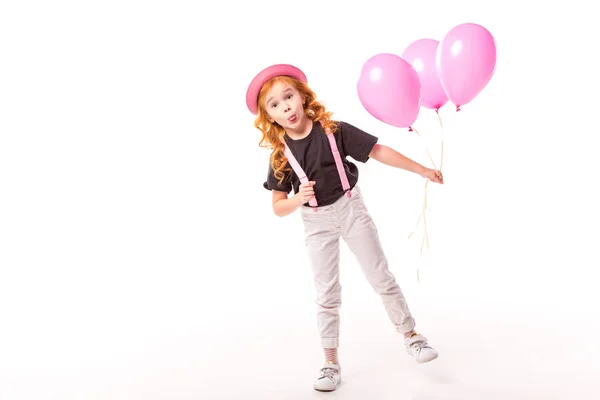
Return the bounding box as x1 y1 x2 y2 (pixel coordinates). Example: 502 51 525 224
324 348 339 365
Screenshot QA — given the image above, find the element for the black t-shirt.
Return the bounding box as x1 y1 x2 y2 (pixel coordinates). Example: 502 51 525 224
263 120 378 207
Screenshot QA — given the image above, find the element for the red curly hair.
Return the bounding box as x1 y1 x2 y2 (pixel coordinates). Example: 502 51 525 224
254 76 337 186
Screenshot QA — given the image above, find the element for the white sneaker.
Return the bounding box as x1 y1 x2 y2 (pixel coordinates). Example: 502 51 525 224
313 362 342 392
405 333 438 363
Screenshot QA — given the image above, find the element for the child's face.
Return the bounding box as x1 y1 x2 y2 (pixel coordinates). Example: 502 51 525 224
263 81 306 130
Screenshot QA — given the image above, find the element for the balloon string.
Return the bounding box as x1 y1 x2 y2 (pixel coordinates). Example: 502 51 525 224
407 127 433 283
408 179 429 283
436 109 445 171
407 179 429 244
410 126 437 171
408 111 445 282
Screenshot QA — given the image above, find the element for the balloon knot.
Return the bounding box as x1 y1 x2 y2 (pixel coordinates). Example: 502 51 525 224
408 126 413 132
456 105 461 112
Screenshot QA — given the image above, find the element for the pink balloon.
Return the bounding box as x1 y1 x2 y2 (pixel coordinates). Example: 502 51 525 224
357 53 421 128
437 23 497 110
402 38 448 111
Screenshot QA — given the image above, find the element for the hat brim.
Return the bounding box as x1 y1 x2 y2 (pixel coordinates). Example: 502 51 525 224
246 64 307 115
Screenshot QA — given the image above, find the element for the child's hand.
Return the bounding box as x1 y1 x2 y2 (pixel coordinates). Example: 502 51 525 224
298 181 316 203
422 168 444 184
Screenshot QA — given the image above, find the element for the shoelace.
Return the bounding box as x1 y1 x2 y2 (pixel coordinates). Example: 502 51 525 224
410 340 429 352
320 368 338 381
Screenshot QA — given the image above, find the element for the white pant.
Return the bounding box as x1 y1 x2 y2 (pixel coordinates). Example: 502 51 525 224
300 185 416 348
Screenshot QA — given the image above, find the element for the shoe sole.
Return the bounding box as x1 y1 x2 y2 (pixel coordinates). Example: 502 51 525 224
417 353 438 363
314 388 337 392
313 377 341 392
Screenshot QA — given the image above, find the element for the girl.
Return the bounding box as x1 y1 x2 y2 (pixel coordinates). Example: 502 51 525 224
246 64 444 392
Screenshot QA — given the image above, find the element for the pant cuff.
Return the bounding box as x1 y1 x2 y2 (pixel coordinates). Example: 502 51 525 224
395 318 416 334
321 337 339 348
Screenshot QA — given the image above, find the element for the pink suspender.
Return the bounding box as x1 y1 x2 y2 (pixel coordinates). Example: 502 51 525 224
283 145 319 209
283 121 351 212
326 129 352 197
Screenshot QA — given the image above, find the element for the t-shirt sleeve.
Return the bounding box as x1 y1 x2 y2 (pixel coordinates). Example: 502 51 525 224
338 121 378 163
263 162 293 193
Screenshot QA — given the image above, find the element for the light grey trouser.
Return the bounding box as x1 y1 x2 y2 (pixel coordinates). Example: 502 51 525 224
300 185 416 348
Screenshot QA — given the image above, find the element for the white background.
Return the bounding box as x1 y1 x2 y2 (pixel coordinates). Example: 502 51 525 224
1 0 599 399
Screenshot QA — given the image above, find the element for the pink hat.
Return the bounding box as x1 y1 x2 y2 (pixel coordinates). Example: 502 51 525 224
245 64 307 115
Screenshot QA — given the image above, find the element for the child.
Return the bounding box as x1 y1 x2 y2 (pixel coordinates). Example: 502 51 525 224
246 64 444 392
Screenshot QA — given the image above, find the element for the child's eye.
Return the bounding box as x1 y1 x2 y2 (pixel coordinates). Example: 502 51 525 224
287 94 293 99
271 103 278 108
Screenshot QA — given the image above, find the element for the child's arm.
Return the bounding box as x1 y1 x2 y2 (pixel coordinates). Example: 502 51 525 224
369 144 443 183
272 190 302 217
271 181 316 217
